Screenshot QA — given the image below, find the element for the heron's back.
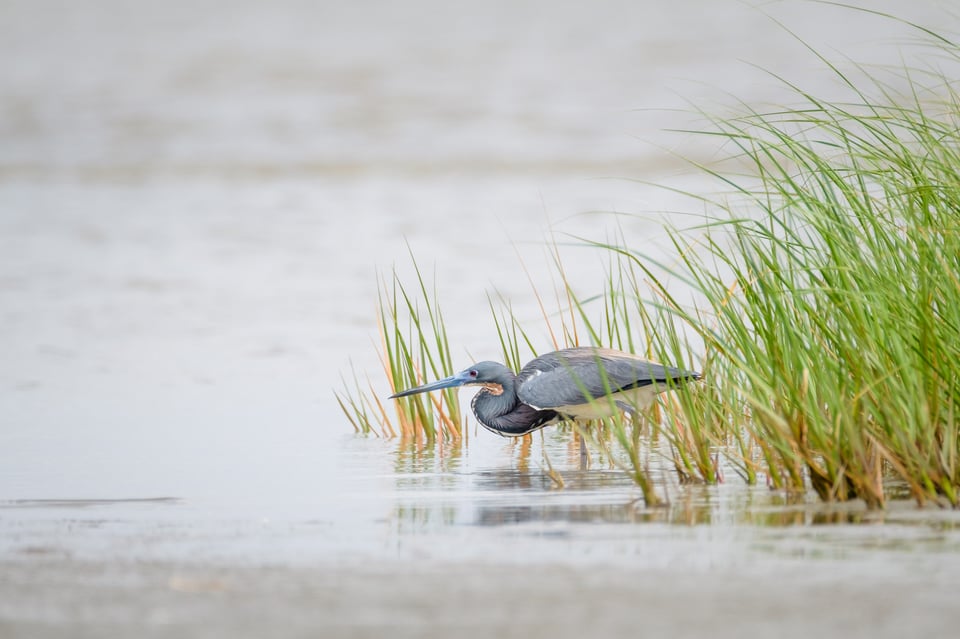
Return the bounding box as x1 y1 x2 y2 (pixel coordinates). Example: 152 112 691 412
516 347 697 413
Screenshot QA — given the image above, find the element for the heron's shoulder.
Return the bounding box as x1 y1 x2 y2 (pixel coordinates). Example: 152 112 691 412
519 347 651 374
515 348 618 409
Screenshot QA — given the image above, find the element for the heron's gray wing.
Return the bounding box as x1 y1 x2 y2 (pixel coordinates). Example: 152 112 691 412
516 347 693 410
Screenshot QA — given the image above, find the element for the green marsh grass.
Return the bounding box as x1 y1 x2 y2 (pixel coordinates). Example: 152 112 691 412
619 33 960 507
335 254 466 441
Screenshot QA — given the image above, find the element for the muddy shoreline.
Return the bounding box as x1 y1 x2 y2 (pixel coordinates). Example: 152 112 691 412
2 553 956 639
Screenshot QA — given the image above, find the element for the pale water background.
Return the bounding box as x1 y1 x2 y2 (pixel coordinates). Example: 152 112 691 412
2 1 960 636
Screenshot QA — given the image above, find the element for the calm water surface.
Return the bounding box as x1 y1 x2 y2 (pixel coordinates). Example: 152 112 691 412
2 0 959 589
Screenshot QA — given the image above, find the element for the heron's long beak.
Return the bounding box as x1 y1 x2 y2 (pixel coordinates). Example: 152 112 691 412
389 371 471 399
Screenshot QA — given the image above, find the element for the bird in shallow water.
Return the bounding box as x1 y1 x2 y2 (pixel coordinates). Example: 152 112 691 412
389 346 700 438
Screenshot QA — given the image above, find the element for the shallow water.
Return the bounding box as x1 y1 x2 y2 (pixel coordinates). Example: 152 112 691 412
2 1 959 636
4 432 960 568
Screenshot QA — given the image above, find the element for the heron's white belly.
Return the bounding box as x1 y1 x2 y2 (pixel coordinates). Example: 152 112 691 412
553 386 659 420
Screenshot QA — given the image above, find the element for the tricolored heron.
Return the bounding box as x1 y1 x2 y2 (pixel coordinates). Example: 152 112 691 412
389 347 699 450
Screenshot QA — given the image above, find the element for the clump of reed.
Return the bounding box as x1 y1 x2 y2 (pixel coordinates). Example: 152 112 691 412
336 252 465 441
623 33 960 508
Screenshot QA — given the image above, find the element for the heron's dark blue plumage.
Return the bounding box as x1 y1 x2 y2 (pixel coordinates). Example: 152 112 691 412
389 347 699 437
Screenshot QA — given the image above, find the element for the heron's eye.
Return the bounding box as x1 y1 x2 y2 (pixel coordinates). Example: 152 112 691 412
469 370 478 378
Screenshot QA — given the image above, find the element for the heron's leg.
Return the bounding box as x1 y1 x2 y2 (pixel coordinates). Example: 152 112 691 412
578 429 589 469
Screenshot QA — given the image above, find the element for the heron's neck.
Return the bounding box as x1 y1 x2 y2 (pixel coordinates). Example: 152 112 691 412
472 375 518 419
470 374 556 436
471 370 519 425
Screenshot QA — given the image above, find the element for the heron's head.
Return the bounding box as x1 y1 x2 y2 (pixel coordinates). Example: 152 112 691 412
389 361 512 399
